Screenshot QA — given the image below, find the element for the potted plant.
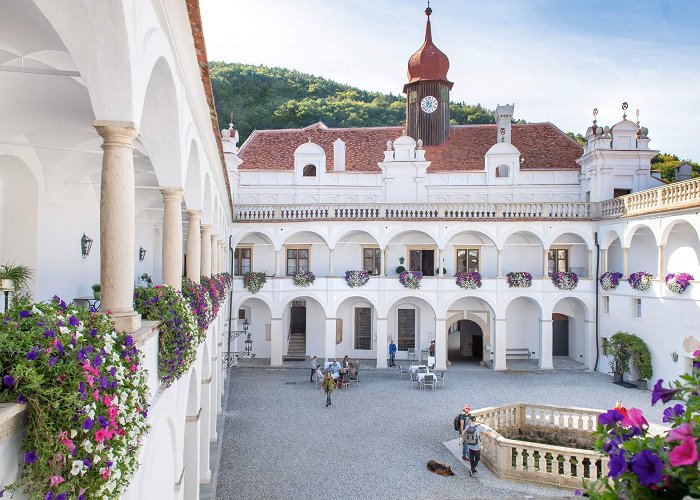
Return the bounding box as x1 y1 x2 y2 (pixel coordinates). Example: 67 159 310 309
0 263 34 305
506 271 532 288
292 271 315 287
599 271 623 290
92 283 101 299
628 271 653 291
607 331 631 383
344 270 370 288
550 271 578 290
243 271 267 293
455 271 482 289
399 270 422 289
627 333 653 390
664 272 694 294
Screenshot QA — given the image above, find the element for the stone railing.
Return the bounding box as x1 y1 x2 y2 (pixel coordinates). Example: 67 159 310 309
471 403 607 489
600 177 700 218
234 202 593 221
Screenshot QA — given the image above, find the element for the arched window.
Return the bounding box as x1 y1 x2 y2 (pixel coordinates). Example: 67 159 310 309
303 164 317 177
496 164 510 178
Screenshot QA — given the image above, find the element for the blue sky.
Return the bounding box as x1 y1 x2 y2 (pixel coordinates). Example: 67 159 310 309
201 0 700 160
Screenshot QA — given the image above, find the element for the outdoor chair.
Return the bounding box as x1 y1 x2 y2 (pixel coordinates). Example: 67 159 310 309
349 370 359 384
421 373 435 390
398 365 409 379
428 356 436 370
436 371 445 388
418 365 428 374
407 348 416 361
338 375 349 389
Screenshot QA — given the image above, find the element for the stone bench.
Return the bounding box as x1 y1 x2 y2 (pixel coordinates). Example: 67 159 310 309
506 348 531 360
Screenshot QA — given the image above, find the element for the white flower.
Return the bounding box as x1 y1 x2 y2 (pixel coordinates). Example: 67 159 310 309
59 326 70 334
82 439 93 453
70 429 77 439
71 460 84 476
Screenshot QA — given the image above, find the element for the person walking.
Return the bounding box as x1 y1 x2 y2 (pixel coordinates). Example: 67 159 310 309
463 415 483 476
389 339 397 367
322 370 334 407
310 356 319 382
458 404 472 461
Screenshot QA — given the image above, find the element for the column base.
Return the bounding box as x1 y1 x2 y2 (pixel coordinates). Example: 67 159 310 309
538 362 554 370
108 311 142 333
199 469 211 485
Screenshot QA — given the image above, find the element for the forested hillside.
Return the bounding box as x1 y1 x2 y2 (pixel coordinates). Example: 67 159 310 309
209 62 697 182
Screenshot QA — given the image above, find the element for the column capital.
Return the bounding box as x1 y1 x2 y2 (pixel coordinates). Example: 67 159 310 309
201 224 212 234
160 187 184 201
93 121 139 146
186 209 202 220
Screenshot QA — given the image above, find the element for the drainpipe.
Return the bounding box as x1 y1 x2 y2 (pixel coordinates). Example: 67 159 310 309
594 231 600 372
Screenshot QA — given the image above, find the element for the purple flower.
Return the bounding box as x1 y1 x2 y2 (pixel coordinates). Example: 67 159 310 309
56 494 66 500
89 328 97 338
26 347 38 361
83 457 91 468
94 354 102 367
68 315 80 326
124 335 134 347
48 357 57 368
631 449 663 486
608 449 628 478
598 409 623 425
16 393 26 404
45 492 53 500
24 450 38 463
43 329 55 338
98 415 109 428
18 310 31 318
3 375 15 386
83 418 93 430
652 379 679 405
663 404 685 423
77 348 87 361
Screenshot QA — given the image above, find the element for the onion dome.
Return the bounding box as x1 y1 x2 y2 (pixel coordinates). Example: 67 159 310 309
405 7 452 89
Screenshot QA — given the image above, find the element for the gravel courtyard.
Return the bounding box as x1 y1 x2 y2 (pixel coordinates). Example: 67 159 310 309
214 363 664 499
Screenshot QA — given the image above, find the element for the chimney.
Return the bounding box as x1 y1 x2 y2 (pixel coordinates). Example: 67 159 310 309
494 104 514 143
333 138 345 172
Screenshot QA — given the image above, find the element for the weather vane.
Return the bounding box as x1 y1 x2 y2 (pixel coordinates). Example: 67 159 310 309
636 109 640 126
593 108 598 126
622 102 628 120
500 127 505 142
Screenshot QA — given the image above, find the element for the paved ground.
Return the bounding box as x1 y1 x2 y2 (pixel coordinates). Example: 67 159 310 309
214 362 664 499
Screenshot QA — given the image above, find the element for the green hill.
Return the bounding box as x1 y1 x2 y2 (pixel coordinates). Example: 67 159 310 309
209 62 494 143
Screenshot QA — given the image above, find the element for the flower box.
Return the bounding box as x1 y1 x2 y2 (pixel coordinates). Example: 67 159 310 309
600 271 623 290
550 271 578 290
292 271 315 287
628 271 653 291
344 270 370 288
506 271 532 288
455 271 482 289
243 271 267 293
399 271 422 289
665 272 694 294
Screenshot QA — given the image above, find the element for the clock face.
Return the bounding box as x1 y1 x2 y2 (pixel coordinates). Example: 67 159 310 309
420 95 439 114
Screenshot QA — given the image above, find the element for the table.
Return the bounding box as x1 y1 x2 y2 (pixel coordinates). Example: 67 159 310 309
74 296 101 313
408 364 428 375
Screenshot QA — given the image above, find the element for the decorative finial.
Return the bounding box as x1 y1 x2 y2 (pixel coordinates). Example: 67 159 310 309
425 0 432 17
500 127 505 142
636 108 640 126
622 102 628 120
592 107 598 126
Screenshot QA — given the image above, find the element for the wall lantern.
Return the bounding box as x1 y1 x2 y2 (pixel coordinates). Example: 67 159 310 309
81 233 93 259
672 351 679 363
139 247 147 262
243 318 253 355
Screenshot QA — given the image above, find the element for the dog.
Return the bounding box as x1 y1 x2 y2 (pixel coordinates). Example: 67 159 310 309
427 460 455 476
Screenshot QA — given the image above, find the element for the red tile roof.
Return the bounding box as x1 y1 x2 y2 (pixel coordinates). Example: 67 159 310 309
238 122 583 173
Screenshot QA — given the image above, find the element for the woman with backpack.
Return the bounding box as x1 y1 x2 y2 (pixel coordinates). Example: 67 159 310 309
322 370 334 407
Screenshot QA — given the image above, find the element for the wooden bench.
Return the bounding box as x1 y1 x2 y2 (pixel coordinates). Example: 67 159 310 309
506 348 532 360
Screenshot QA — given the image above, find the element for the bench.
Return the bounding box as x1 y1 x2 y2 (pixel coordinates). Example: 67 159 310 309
506 348 532 360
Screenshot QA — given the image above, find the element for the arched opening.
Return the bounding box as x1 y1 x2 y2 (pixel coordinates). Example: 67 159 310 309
552 297 589 368
445 230 497 277
628 226 658 275
503 231 544 277
385 229 439 277
665 221 700 277
505 296 542 368
199 344 211 484
235 297 272 359
334 295 378 360
281 230 330 277
496 164 510 178
606 236 623 273
281 295 325 361
386 296 436 363
334 229 381 276
548 232 589 277
302 164 316 177
448 320 484 362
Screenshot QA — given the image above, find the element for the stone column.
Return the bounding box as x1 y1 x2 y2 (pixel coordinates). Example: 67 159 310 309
274 250 280 276
497 249 503 277
270 317 283 367
325 317 337 361
380 247 386 277
210 234 218 276
160 187 184 290
493 318 507 371
221 242 228 273
437 248 443 277
623 247 630 277
657 245 665 279
600 249 608 273
376 317 388 368
588 249 594 278
200 224 212 277
186 210 202 281
539 319 554 369
93 121 141 333
543 249 549 277
585 319 596 370
328 248 335 276
434 318 447 370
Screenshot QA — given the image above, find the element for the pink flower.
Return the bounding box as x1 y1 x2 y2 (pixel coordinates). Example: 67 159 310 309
92 390 100 401
130 364 138 373
666 422 694 442
102 468 110 480
108 406 118 420
49 475 65 487
94 428 109 443
693 348 700 358
622 407 648 429
669 436 699 466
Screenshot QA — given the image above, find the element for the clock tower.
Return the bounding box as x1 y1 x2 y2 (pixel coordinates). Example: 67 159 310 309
404 6 453 147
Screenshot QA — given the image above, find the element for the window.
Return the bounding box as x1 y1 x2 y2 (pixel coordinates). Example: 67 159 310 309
286 248 309 275
635 298 642 318
548 249 569 274
354 307 372 350
603 296 610 314
496 164 510 177
456 248 479 273
397 309 416 351
409 91 417 104
362 248 381 275
302 164 317 177
614 188 631 198
238 308 246 320
234 247 252 276
409 249 435 276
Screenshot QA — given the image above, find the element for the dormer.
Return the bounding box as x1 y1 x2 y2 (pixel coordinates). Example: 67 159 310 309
485 141 520 185
294 141 326 185
611 119 639 150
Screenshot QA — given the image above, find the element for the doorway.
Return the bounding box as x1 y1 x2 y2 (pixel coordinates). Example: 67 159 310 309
447 319 483 362
409 249 435 276
552 313 569 356
290 300 306 334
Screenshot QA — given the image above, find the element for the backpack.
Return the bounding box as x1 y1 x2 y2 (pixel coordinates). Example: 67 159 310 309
464 424 479 445
453 413 466 432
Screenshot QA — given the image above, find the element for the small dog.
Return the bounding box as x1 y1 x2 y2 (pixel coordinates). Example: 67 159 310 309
427 460 455 476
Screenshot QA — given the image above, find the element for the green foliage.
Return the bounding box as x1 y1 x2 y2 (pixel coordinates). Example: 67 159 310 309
0 262 34 305
651 153 700 183
607 331 653 380
566 132 586 146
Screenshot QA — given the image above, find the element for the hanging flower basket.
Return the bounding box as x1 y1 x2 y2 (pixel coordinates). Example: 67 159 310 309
506 271 532 288
550 271 578 290
628 271 654 291
455 271 482 289
344 270 370 288
600 271 623 290
243 272 267 293
292 271 315 287
665 272 694 294
399 271 422 289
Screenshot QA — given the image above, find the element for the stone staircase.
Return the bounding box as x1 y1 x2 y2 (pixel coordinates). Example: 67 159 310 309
283 332 306 361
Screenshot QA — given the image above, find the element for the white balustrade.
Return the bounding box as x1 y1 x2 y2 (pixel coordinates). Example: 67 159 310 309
600 177 700 218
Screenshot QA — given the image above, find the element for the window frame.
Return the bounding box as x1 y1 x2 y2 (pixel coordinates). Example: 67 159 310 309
361 246 381 276
407 245 436 276
547 248 569 274
233 246 253 276
353 307 372 350
455 247 480 274
302 164 317 177
285 246 311 276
